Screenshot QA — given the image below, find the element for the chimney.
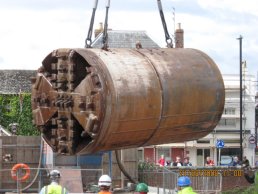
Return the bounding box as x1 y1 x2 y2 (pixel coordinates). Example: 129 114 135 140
94 22 104 38
175 23 184 48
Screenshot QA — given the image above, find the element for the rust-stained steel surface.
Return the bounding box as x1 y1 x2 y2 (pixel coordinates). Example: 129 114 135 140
31 48 225 155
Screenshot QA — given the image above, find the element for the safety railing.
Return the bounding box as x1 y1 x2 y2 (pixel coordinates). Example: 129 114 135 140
138 166 223 194
138 168 178 193
0 167 103 193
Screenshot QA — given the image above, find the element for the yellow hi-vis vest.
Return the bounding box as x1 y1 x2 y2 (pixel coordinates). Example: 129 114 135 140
45 185 66 194
178 186 197 194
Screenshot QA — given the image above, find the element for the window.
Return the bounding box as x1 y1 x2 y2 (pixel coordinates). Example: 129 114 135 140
157 147 170 162
137 149 143 162
218 118 236 127
224 108 236 115
197 149 210 166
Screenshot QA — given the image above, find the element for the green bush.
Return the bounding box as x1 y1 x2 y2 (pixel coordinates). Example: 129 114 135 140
138 161 157 170
0 93 39 136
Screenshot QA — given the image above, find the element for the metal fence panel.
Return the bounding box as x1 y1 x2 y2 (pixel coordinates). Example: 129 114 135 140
0 168 103 193
139 167 222 194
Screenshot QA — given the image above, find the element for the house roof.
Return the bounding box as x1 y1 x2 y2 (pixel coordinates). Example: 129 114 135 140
91 30 160 48
0 70 36 94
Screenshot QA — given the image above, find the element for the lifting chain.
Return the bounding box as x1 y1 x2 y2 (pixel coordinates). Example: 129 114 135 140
157 0 173 48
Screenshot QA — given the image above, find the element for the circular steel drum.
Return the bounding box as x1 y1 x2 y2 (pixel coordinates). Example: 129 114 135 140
31 48 225 155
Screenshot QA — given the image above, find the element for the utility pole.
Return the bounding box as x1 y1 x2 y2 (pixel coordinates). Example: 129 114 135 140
237 35 243 161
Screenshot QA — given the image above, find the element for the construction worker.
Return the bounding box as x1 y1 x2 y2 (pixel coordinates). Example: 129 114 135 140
177 176 196 194
39 169 68 194
135 182 149 194
98 174 112 194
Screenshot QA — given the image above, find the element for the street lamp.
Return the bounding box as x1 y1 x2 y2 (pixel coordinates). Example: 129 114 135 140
237 35 243 161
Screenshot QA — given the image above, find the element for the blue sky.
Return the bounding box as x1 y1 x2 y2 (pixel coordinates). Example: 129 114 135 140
0 0 257 78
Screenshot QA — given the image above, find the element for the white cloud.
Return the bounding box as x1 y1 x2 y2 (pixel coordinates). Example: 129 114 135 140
0 8 90 69
197 0 258 16
0 0 257 77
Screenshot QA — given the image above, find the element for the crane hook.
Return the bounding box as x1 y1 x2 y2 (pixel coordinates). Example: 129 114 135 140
157 0 173 48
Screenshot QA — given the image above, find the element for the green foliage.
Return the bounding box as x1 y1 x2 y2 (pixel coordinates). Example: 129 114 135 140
138 162 161 186
138 161 157 170
0 93 39 136
222 185 256 194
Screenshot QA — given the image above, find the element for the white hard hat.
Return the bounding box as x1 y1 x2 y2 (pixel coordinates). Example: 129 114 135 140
98 174 112 187
49 170 61 178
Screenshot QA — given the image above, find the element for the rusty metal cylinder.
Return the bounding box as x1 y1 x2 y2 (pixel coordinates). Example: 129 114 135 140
31 48 225 155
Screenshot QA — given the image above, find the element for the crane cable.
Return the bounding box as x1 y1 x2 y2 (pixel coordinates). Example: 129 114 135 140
157 0 173 48
86 0 172 48
102 0 110 50
85 0 99 48
115 150 137 184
